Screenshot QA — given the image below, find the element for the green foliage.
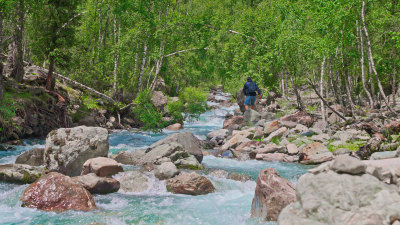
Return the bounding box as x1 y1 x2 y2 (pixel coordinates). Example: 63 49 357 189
179 87 207 121
133 90 167 131
327 141 366 152
81 95 100 110
270 136 281 145
306 105 318 114
0 92 20 121
167 99 184 124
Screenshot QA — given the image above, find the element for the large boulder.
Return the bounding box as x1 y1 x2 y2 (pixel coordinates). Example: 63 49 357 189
166 172 215 195
81 157 123 177
140 142 183 165
148 132 203 163
278 171 400 225
155 162 179 180
72 173 120 194
117 171 149 193
110 150 146 165
15 148 44 166
0 164 44 183
244 109 261 125
300 142 333 164
21 172 97 212
151 91 168 110
280 111 313 127
44 126 109 176
251 168 296 221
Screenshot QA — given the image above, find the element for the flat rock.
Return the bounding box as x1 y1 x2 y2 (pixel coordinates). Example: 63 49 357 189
81 157 123 177
110 150 145 165
0 164 44 184
370 151 398 160
72 173 120 194
21 172 97 212
15 148 44 166
166 172 215 195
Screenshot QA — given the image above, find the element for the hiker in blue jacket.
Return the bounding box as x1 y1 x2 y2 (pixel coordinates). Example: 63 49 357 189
243 77 262 110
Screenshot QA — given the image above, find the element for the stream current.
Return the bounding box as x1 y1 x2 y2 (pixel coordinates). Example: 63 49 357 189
0 92 310 225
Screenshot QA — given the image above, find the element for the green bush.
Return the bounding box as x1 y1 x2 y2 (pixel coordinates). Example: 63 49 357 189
133 89 167 130
82 95 100 110
167 99 184 124
0 92 20 120
179 87 207 121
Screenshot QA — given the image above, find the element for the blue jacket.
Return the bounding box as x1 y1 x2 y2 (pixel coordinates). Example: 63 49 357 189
243 81 261 96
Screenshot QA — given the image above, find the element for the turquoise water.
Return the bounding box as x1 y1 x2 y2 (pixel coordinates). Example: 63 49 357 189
0 97 310 225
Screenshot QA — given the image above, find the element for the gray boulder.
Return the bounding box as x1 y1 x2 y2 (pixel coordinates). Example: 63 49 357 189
44 126 109 176
148 132 203 163
278 171 400 225
206 129 229 142
110 150 146 165
140 142 183 165
15 148 44 166
155 162 179 180
330 155 367 175
0 164 44 183
117 171 149 193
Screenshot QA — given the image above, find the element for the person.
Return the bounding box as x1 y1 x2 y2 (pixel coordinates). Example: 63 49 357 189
242 77 262 110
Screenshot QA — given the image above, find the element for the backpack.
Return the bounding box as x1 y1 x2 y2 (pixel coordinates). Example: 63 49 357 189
247 82 257 94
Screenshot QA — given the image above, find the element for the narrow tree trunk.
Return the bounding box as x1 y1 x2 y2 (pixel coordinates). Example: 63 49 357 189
10 0 25 83
392 47 397 106
0 12 3 102
138 44 148 91
46 56 55 91
289 68 304 111
358 24 374 107
320 58 326 122
112 15 119 94
361 0 393 112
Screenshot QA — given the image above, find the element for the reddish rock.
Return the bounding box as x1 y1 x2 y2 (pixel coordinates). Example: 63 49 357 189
223 116 244 130
21 172 97 212
251 168 296 221
166 172 215 195
81 157 123 177
165 123 183 130
264 120 279 135
280 111 313 127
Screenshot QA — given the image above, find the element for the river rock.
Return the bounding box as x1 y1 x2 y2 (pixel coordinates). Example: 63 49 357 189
15 148 44 166
165 123 183 130
208 169 229 178
117 171 149 192
110 150 146 165
370 151 398 160
330 155 367 175
262 127 288 144
223 116 244 130
72 173 120 194
278 171 400 225
140 142 183 165
148 132 203 163
81 157 123 177
256 153 286 161
300 142 333 164
171 152 204 170
251 168 296 221
221 134 251 151
264 120 279 135
0 164 44 183
44 126 109 176
244 109 261 125
206 129 229 142
155 162 179 180
166 172 215 195
286 144 298 155
256 143 286 154
151 91 168 110
227 172 252 182
21 172 97 212
280 111 313 127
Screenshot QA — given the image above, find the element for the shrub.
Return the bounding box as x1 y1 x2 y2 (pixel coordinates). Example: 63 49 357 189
82 95 100 110
0 92 20 120
167 99 184 124
133 89 167 130
179 87 207 121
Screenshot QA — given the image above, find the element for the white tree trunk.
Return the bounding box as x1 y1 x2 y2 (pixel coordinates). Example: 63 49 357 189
112 15 119 94
138 44 148 91
358 23 374 108
320 58 326 122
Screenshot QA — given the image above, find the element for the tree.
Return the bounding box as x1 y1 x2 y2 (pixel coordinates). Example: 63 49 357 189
9 0 24 82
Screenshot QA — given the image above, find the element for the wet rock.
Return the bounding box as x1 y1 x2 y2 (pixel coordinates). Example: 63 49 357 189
165 123 183 130
0 164 44 184
264 120 279 135
21 172 97 212
330 155 367 175
72 173 120 194
166 172 215 195
263 127 288 144
278 171 400 225
44 126 109 177
208 169 229 178
15 148 44 166
223 116 244 130
81 157 123 177
148 132 203 163
155 162 179 180
251 168 295 221
300 142 333 164
280 111 313 127
110 150 145 165
227 172 252 182
117 171 149 193
286 144 298 155
151 91 168 110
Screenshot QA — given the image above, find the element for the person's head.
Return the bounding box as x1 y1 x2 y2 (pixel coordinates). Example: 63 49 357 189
247 77 252 82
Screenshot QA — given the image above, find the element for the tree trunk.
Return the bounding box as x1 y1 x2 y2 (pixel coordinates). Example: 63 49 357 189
361 0 393 112
320 58 326 122
45 56 55 91
392 47 397 106
10 0 25 83
289 68 304 111
138 44 148 91
358 24 374 107
0 12 3 102
112 15 119 95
